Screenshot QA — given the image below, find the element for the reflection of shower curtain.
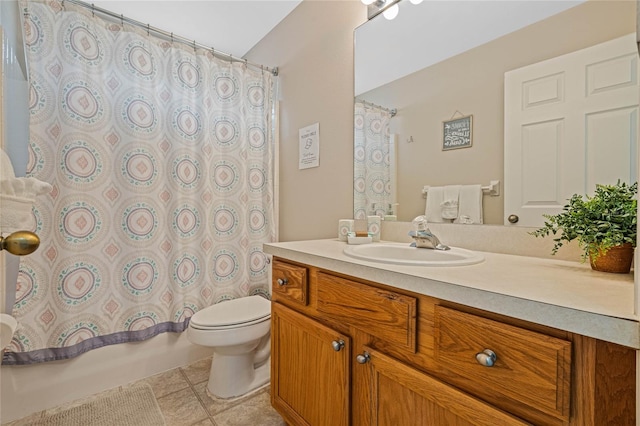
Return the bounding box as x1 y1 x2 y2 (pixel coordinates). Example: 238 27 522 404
4 0 276 365
353 101 392 219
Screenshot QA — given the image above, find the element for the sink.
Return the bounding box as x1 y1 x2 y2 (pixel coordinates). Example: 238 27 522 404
343 243 484 267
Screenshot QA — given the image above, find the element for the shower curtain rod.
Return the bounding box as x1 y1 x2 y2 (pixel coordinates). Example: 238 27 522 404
59 0 279 76
359 99 397 117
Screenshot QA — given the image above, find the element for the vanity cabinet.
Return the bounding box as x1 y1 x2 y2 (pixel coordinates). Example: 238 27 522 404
270 257 636 426
271 303 350 426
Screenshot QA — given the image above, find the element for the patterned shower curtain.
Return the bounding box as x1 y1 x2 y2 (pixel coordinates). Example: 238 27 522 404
353 101 392 219
3 0 276 365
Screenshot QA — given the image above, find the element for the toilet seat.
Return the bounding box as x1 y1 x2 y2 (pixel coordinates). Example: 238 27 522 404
189 295 271 330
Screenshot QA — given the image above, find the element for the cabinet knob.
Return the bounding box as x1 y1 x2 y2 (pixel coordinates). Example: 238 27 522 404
507 214 519 224
331 340 345 352
276 278 288 286
356 352 371 364
475 349 497 367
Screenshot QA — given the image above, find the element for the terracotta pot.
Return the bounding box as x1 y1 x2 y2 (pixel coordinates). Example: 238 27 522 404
589 243 634 274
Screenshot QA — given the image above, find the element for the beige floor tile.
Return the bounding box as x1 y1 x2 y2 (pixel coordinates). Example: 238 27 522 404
190 419 216 426
156 386 209 426
140 367 190 398
2 411 44 426
181 357 212 385
212 390 284 426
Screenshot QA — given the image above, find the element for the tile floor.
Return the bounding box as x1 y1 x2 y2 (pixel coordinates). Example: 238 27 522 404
4 357 285 426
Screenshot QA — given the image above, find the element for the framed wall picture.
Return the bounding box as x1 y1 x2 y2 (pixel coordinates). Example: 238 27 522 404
442 115 473 150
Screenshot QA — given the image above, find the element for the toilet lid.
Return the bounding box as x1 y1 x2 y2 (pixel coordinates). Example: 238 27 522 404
189 295 271 328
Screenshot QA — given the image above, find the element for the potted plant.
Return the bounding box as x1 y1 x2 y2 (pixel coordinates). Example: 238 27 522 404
530 181 637 273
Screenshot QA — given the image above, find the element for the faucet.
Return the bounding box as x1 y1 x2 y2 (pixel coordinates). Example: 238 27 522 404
409 216 450 250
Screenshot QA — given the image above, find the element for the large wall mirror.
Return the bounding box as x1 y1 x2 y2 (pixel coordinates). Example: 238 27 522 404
354 0 638 226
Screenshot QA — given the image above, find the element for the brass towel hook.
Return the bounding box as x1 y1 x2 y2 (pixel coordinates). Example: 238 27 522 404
0 231 40 256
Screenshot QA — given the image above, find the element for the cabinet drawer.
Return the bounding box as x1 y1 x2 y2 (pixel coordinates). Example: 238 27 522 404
434 306 571 421
272 260 308 306
317 272 416 352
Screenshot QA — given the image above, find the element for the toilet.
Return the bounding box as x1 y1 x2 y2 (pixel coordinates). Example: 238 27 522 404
187 295 271 399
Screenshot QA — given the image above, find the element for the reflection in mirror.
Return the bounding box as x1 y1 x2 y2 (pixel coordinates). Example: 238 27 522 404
354 0 638 225
353 101 397 220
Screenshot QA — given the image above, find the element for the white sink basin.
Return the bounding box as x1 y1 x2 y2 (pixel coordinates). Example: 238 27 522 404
343 243 484 267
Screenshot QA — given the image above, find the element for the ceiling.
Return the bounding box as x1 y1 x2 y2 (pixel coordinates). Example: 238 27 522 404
91 0 302 58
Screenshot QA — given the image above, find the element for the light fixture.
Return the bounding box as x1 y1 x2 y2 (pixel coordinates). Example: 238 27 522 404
363 0 422 21
382 3 399 20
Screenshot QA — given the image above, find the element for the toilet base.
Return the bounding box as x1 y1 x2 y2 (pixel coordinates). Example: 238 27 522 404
207 353 271 399
205 371 269 403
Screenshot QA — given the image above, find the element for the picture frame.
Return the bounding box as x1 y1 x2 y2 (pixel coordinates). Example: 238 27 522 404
442 115 473 151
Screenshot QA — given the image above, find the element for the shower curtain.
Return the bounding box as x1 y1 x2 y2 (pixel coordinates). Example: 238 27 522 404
353 101 392 219
3 0 276 365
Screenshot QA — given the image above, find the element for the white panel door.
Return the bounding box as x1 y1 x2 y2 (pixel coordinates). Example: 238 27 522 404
504 33 638 227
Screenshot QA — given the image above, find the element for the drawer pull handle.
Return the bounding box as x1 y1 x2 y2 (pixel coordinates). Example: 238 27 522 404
475 349 497 367
332 340 345 351
356 352 371 364
276 278 288 286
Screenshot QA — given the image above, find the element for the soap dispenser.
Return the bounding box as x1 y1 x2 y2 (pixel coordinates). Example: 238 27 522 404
384 203 398 221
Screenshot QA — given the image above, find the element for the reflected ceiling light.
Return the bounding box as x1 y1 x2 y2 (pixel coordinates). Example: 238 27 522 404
383 3 399 20
361 0 376 5
409 0 423 4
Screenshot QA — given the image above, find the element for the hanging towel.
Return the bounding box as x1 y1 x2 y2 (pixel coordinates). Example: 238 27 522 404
440 185 461 220
456 184 483 224
425 186 446 223
0 148 52 233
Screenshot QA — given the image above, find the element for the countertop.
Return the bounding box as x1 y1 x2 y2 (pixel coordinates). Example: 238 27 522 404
264 239 639 349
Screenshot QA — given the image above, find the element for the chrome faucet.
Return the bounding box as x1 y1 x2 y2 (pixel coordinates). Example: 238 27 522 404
409 216 450 250
409 229 451 251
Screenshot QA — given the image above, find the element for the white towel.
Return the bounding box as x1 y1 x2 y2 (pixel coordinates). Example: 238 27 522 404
456 184 483 224
440 185 460 220
425 186 445 223
0 148 52 233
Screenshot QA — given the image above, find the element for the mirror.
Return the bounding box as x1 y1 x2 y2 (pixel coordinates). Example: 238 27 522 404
354 0 638 224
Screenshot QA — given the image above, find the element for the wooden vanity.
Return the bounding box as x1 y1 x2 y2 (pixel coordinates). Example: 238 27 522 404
265 240 637 425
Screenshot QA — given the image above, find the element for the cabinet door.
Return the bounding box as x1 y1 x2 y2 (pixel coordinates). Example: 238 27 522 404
360 346 530 426
271 303 350 426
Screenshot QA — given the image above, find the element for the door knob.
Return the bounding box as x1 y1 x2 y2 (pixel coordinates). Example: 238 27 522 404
276 278 288 286
507 214 519 224
331 340 345 351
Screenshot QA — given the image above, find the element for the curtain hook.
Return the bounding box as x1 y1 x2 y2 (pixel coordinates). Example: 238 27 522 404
170 32 174 43
193 40 197 52
244 58 248 69
120 14 124 26
91 3 95 17
229 54 233 65
146 24 150 36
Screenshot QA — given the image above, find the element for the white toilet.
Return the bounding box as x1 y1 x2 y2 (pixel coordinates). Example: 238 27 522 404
187 295 271 399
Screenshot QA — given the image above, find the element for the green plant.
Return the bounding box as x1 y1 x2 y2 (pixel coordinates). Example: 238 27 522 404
530 181 638 260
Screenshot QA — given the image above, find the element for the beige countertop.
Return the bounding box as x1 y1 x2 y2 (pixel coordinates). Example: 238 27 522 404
264 238 639 349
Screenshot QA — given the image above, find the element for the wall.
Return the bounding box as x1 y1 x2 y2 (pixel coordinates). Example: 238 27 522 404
360 0 635 223
246 0 366 242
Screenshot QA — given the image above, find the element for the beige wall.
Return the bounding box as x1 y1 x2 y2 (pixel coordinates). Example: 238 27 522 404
360 0 635 223
246 0 366 242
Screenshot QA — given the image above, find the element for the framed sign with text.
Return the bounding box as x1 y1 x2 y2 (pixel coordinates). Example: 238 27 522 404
443 115 473 151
